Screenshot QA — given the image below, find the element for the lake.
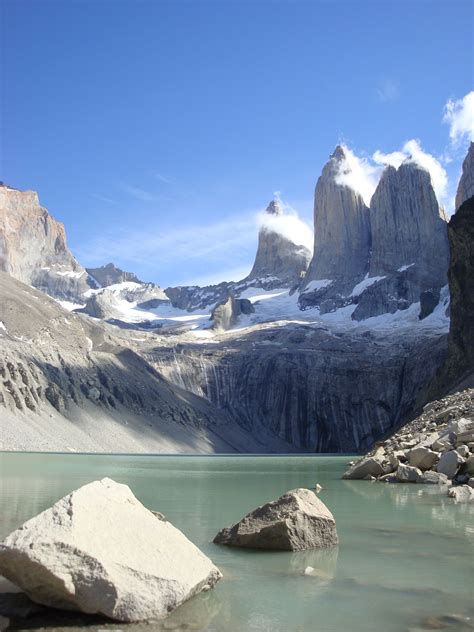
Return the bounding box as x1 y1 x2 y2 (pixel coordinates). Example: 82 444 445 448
0 453 473 632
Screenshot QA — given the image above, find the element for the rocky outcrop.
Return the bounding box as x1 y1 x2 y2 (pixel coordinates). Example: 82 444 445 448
301 146 371 303
455 142 474 209
86 262 143 287
0 184 92 301
79 282 168 321
368 162 449 290
246 200 311 286
341 388 474 494
148 322 447 453
213 488 338 550
436 196 474 390
211 295 254 330
0 478 222 621
0 272 273 453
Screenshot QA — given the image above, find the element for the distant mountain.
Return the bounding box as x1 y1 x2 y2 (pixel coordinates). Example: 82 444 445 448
86 263 144 287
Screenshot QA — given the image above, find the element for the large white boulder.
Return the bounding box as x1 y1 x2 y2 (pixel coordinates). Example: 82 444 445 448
0 478 221 622
437 450 465 479
213 488 338 551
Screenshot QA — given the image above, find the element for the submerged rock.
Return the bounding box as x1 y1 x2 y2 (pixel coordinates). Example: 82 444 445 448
213 488 338 551
0 478 221 622
447 485 474 503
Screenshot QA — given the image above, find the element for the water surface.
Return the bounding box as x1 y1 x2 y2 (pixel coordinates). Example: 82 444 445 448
0 454 473 632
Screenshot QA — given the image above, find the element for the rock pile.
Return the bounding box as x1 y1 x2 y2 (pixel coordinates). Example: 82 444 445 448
342 389 474 502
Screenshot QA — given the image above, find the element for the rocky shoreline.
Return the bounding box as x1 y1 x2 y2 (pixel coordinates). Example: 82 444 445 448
342 388 474 502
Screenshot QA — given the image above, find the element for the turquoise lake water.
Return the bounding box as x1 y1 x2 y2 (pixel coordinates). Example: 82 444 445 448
0 453 473 632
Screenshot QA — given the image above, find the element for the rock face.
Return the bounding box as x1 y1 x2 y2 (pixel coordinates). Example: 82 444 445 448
368 162 449 290
455 142 474 209
436 195 474 390
213 488 338 551
0 184 92 301
246 200 311 286
0 478 222 621
302 146 371 298
86 263 143 287
0 272 272 454
211 295 254 331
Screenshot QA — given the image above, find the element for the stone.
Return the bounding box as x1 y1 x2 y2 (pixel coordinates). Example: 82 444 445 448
419 471 450 485
457 445 470 458
436 450 465 479
445 417 474 436
447 485 474 503
463 455 474 475
211 295 255 331
418 287 441 320
467 478 474 489
456 430 474 444
213 488 338 551
342 457 385 480
395 463 423 483
0 478 221 622
407 446 439 470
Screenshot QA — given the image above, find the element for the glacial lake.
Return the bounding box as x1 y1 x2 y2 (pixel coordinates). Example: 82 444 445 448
0 454 473 632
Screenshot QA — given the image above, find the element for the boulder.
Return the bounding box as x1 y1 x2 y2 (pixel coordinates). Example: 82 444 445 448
419 471 450 485
457 445 470 458
342 457 384 480
0 478 221 622
437 450 465 479
463 455 474 475
447 485 474 503
213 488 338 551
395 463 423 483
407 447 439 471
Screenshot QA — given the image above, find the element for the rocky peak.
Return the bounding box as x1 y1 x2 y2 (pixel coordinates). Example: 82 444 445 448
455 142 474 210
245 199 311 287
265 199 283 216
368 160 449 289
0 185 92 301
86 262 143 288
301 146 371 296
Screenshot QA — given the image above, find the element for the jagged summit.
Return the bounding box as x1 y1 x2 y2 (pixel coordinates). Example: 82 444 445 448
265 199 283 216
86 262 144 288
302 146 371 291
245 199 311 286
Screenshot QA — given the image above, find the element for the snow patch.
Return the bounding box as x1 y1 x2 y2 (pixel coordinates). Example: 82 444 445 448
350 275 385 297
397 263 415 272
301 279 333 294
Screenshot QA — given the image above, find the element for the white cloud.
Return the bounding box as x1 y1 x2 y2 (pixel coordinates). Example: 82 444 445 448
257 196 314 251
443 91 474 144
120 183 157 202
334 145 383 206
373 139 449 206
376 78 400 103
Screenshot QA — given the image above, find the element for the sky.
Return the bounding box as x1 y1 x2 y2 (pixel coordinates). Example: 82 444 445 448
2 0 473 287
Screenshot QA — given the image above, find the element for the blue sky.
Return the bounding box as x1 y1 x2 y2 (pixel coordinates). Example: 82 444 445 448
2 0 473 287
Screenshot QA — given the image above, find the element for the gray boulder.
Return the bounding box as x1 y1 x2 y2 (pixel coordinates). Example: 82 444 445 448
0 478 221 622
437 450 465 479
342 456 385 480
419 288 441 320
419 471 450 485
396 463 423 483
213 488 338 551
407 446 439 470
211 295 255 331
